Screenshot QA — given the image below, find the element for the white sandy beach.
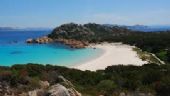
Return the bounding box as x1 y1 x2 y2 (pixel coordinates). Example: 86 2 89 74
72 43 148 71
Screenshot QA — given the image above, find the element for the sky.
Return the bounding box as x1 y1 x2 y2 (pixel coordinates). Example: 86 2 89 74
0 0 170 28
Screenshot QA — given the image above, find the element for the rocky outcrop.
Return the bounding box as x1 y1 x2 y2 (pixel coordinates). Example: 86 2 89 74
39 81 50 89
28 89 45 96
55 38 89 48
58 76 81 96
26 76 82 96
26 36 53 44
48 84 70 96
26 38 34 43
0 82 15 96
27 83 81 96
0 75 82 96
26 37 89 49
0 80 155 96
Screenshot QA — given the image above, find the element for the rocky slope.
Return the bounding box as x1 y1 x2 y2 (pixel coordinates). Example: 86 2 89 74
0 76 81 96
0 77 154 96
48 23 131 42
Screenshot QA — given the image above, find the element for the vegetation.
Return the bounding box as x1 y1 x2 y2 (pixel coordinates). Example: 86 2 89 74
133 47 163 64
0 63 170 95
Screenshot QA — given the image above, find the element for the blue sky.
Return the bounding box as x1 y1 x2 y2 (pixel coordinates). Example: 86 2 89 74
0 0 170 27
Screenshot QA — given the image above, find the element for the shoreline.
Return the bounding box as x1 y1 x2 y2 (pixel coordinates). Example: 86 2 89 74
71 43 148 71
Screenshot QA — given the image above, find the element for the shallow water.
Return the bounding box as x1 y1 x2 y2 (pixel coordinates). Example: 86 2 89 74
0 30 102 66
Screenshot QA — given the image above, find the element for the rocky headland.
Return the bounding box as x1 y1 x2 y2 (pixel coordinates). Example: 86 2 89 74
26 36 53 44
26 37 89 48
26 23 130 48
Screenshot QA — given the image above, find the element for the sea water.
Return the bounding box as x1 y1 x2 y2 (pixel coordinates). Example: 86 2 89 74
0 30 102 66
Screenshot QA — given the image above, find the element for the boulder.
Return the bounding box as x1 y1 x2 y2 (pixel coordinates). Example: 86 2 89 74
28 89 45 96
48 84 70 96
26 39 34 43
39 81 50 89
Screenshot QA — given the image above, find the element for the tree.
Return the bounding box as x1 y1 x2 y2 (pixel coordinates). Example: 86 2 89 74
97 80 117 94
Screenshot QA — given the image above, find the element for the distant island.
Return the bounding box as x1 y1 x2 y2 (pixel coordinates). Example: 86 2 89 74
0 27 16 31
0 27 51 31
125 25 170 32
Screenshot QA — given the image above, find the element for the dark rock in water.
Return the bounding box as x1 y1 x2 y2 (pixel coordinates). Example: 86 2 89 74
26 36 53 44
10 51 23 54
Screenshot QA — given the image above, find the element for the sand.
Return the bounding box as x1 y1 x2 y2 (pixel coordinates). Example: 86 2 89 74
72 43 148 71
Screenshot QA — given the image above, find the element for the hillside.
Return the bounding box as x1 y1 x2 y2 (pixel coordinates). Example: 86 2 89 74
48 23 131 42
47 23 170 63
1 63 170 96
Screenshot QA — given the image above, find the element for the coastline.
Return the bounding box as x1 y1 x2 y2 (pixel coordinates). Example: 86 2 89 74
71 43 148 71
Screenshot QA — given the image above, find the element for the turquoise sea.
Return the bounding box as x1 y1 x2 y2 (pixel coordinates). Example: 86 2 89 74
0 30 102 66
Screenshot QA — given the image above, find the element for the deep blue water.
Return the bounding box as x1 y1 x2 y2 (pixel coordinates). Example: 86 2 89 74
0 30 102 66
